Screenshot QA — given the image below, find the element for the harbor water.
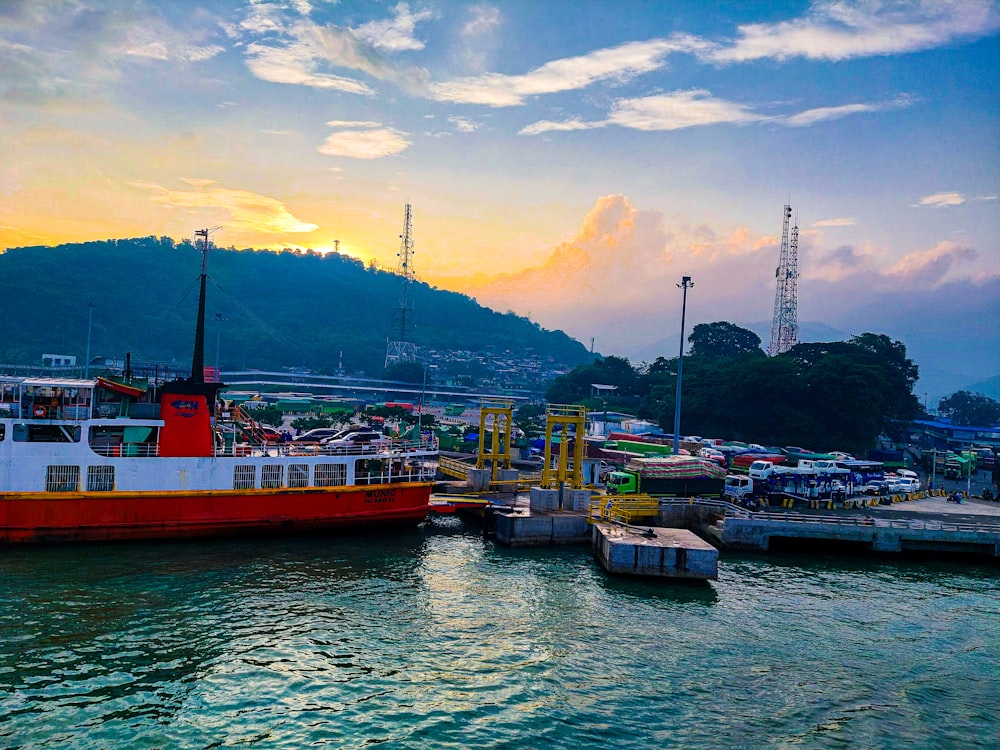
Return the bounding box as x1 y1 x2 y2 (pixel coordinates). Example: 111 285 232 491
2 518 998 749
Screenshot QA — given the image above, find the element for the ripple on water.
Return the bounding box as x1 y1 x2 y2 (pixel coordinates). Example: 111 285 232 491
2 536 999 749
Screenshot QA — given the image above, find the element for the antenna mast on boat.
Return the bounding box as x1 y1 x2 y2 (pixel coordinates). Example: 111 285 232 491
191 227 220 382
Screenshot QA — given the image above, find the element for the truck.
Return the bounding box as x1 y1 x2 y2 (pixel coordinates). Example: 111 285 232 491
749 459 849 481
605 456 726 497
725 473 848 507
723 474 767 506
730 453 785 473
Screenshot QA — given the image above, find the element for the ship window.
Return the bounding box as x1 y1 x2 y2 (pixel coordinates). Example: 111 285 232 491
87 465 115 492
45 465 80 492
14 423 82 443
233 465 256 490
0 424 4 441
288 464 309 488
314 463 347 487
262 465 283 489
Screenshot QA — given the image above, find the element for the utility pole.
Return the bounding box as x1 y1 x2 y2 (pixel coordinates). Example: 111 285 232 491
672 276 693 456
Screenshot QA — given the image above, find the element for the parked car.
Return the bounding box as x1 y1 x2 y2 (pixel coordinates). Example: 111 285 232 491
895 477 921 493
324 430 387 452
293 428 342 443
862 480 891 496
318 425 374 445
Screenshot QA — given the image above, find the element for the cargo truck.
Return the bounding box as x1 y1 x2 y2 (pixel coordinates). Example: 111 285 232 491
605 456 726 498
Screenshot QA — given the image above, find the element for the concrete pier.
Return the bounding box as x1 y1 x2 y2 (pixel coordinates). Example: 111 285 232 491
720 513 1000 556
592 523 719 579
494 510 591 547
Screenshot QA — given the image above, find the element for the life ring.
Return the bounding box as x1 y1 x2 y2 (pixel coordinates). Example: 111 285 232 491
33 405 46 417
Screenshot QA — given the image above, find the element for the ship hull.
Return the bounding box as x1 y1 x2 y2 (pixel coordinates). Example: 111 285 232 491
0 482 433 543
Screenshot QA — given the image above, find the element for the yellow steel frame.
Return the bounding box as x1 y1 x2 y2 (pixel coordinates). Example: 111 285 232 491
476 399 514 481
588 494 660 525
541 404 586 490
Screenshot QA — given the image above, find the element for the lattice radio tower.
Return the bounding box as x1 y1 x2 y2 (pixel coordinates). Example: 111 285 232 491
385 203 418 367
768 204 799 356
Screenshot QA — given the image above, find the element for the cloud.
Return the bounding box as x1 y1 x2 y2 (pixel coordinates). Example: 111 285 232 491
458 3 502 72
130 181 318 233
521 90 904 135
0 1 223 105
429 36 707 106
449 194 776 350
708 0 1000 63
886 240 978 286
244 24 375 94
352 2 432 51
239 1 432 96
812 217 856 227
608 90 766 131
915 192 965 208
782 95 912 126
976 195 998 201
318 123 412 159
519 117 596 136
447 115 480 133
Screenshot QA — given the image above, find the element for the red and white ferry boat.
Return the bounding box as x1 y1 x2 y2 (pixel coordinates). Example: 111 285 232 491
0 233 437 543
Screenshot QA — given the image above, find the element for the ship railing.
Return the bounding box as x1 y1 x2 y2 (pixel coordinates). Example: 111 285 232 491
277 439 438 457
91 443 161 457
356 467 437 485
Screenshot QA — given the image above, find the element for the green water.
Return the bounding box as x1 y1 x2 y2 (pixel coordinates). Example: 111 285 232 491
1 518 998 749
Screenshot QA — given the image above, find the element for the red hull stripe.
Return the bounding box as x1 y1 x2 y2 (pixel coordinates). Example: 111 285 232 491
0 483 432 543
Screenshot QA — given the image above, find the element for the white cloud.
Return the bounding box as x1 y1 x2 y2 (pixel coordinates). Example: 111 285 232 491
915 192 965 208
244 27 375 94
352 2 433 51
131 181 318 233
886 240 978 285
812 217 856 227
522 90 914 136
709 0 1000 63
429 36 707 106
608 89 765 131
447 115 480 133
975 194 998 201
456 3 502 73
318 126 412 159
519 118 597 136
326 120 383 128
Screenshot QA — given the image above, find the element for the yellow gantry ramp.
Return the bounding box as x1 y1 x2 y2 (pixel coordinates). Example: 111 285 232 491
541 404 586 490
476 399 514 482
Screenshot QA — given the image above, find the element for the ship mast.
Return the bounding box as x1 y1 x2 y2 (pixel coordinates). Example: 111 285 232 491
191 227 219 383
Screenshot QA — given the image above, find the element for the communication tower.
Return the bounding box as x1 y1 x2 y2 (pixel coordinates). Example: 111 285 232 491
385 203 418 367
768 204 799 356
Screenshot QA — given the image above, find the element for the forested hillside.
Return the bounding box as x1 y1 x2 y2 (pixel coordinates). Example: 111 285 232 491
0 237 590 376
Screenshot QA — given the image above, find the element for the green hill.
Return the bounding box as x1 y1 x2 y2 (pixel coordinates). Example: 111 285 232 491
0 236 590 379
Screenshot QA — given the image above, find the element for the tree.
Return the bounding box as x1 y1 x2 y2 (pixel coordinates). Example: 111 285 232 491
383 361 428 384
545 355 643 406
688 322 764 359
937 391 1000 426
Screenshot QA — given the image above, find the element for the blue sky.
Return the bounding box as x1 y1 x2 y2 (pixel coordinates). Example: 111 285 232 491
0 0 997 398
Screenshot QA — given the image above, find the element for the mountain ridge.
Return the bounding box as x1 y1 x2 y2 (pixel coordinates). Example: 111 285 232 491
0 237 591 380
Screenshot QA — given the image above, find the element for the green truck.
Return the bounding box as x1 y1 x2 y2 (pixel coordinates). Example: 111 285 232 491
605 456 726 497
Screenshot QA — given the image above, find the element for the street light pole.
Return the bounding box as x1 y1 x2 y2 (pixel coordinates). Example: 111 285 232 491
672 276 693 456
84 302 96 378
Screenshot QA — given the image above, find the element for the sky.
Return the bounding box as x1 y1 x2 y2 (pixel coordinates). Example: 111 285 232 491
1 0 998 400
